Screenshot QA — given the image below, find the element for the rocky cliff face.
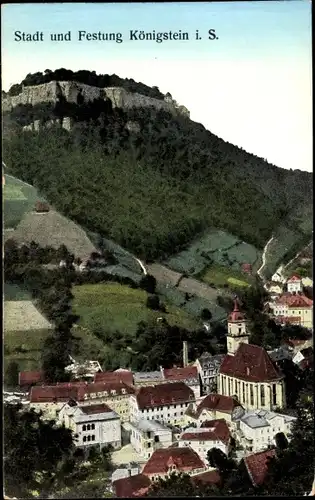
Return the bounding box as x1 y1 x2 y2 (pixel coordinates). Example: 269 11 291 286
2 81 190 117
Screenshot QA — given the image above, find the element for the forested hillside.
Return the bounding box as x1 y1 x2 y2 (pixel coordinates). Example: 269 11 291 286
2 70 312 262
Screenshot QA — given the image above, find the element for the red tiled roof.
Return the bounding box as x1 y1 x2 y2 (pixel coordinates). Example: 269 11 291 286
142 447 205 476
30 384 81 403
163 366 199 381
80 403 113 415
181 419 230 445
192 469 221 486
228 299 246 323
94 370 134 386
19 371 44 387
113 474 151 498
219 343 282 382
29 381 135 403
197 393 241 416
275 293 313 308
135 382 194 410
244 449 276 486
287 274 301 282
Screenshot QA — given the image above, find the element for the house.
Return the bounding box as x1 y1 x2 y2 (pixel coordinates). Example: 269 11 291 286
286 274 303 293
129 419 173 460
18 370 44 390
113 473 151 498
133 371 164 387
267 345 293 367
241 263 252 275
34 200 50 213
269 293 313 329
184 393 242 427
29 381 135 421
129 382 195 427
65 360 102 380
77 381 135 421
161 366 201 398
141 447 206 481
94 369 134 386
265 281 283 296
292 347 313 370
218 343 286 411
111 463 141 484
271 270 285 283
242 449 276 487
194 353 225 394
178 419 231 462
234 409 296 453
59 402 121 449
191 469 222 487
29 384 84 419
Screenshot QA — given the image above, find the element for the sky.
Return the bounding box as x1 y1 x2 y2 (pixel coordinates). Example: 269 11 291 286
1 1 312 172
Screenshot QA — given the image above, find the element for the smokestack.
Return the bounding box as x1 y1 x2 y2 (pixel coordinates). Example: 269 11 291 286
183 341 188 367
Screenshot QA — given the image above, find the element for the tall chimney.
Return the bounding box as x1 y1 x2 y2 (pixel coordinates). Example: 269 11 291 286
183 341 188 367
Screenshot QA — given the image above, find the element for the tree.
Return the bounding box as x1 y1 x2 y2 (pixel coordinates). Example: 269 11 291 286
146 294 160 310
263 396 314 496
4 361 19 388
274 432 289 450
139 274 157 294
4 403 75 498
146 472 221 497
201 308 212 321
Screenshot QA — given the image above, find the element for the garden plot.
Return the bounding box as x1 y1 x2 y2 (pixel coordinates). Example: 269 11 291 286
4 301 52 331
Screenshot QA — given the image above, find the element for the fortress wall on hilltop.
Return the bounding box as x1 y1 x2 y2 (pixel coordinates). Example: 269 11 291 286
2 81 190 117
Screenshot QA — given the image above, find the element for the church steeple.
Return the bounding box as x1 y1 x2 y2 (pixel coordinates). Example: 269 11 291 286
227 298 249 355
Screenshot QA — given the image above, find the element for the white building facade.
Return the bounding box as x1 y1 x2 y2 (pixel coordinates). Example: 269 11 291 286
129 419 173 460
59 402 122 449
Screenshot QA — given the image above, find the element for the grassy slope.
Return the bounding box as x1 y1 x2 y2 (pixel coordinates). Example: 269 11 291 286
3 174 45 228
200 263 251 288
73 282 199 336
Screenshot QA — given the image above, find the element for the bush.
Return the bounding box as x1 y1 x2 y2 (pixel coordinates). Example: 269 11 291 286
146 294 160 310
140 274 157 294
201 308 212 321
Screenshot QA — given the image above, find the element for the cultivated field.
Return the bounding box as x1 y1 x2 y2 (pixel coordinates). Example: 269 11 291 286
73 282 199 336
11 210 97 259
4 301 52 331
200 264 252 289
165 229 261 276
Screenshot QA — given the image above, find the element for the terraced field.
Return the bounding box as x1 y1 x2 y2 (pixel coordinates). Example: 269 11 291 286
73 282 199 336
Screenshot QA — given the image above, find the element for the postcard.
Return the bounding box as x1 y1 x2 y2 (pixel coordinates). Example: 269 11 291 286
2 1 313 499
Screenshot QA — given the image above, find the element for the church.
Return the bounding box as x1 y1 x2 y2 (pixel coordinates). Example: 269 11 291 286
217 300 286 411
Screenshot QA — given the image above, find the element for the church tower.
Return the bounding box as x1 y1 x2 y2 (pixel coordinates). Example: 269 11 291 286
226 299 249 355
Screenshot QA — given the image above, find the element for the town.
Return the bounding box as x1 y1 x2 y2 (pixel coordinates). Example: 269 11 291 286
4 263 314 497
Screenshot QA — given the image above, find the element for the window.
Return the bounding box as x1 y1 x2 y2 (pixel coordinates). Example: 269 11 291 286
91 423 95 430
272 384 277 406
87 435 91 442
83 424 86 431
92 435 95 441
261 385 265 406
83 436 86 442
87 424 91 431
238 327 242 334
250 385 254 406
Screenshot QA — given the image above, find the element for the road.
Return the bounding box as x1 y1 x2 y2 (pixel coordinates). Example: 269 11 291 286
257 235 275 281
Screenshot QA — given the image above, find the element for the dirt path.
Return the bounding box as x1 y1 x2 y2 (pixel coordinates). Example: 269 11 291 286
257 235 275 281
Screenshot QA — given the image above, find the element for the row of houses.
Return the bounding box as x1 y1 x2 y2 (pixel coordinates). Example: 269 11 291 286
266 274 313 329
